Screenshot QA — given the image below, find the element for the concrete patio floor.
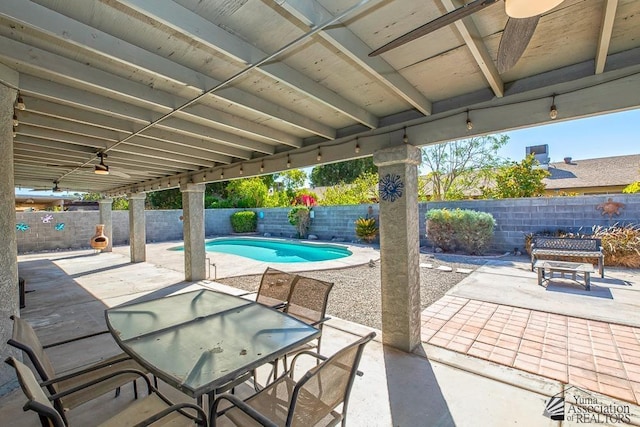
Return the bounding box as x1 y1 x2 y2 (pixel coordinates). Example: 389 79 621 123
2 246 640 425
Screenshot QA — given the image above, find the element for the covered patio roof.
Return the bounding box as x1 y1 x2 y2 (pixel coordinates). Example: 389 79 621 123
2 0 639 195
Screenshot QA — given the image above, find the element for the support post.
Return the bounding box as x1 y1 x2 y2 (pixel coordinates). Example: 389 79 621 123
0 67 20 393
373 144 422 352
181 183 206 281
98 198 113 252
128 193 146 263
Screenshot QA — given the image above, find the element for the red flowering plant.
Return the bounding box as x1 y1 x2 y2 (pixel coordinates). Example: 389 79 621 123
288 193 317 238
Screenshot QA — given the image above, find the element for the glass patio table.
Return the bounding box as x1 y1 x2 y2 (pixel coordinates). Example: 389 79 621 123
105 289 320 406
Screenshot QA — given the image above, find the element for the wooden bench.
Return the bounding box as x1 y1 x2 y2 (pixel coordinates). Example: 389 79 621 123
530 236 604 278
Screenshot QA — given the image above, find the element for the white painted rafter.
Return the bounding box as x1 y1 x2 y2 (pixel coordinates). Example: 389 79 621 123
595 0 619 74
0 0 334 139
118 0 379 128
437 0 504 97
277 0 432 115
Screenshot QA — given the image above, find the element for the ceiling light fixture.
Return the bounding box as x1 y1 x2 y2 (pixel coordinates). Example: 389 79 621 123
402 127 408 144
286 155 291 168
16 95 27 110
239 165 243 175
466 110 473 131
94 153 110 175
260 161 264 173
549 94 558 120
220 170 224 179
12 127 17 138
505 0 564 18
316 149 322 162
355 137 360 154
13 114 19 127
15 96 26 110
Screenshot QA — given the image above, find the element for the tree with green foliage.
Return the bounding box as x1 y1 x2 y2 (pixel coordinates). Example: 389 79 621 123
226 177 269 208
310 158 377 187
321 172 378 205
81 192 128 210
421 135 509 201
487 154 549 199
146 188 182 209
277 169 307 191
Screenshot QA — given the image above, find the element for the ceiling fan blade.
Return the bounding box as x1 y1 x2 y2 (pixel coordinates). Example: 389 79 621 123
497 15 540 73
108 170 131 178
369 0 499 57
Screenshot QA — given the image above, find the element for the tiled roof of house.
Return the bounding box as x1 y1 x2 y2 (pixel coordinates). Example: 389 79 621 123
543 154 640 190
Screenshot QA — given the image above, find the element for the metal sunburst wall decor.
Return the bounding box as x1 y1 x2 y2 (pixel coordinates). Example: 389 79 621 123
379 173 404 202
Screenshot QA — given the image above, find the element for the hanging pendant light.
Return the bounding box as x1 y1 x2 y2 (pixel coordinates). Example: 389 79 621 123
505 0 564 18
95 153 110 175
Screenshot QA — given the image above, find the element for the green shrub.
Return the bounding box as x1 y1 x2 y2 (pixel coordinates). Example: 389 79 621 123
425 209 458 252
230 211 257 233
426 208 496 255
355 217 378 243
455 211 496 255
288 206 311 238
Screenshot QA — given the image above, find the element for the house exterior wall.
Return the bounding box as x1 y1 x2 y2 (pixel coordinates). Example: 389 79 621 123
543 185 627 196
14 194 640 254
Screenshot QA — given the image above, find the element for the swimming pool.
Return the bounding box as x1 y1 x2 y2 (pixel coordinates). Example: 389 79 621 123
175 238 352 263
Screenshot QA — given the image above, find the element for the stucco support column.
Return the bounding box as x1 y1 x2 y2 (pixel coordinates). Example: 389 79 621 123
0 66 20 393
181 183 206 281
128 193 146 263
98 198 113 252
373 144 422 352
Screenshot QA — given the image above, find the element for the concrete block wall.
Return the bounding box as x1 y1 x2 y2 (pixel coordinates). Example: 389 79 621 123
419 194 640 252
14 194 639 254
16 211 101 253
255 204 376 241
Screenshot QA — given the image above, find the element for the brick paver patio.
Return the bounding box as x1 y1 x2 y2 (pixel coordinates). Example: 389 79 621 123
421 295 640 404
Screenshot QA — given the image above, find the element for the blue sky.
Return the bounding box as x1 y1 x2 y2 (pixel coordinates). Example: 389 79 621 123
496 108 639 162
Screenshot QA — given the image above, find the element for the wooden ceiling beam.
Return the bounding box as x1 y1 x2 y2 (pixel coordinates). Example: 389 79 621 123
0 0 334 139
595 0 619 74
118 0 379 129
277 0 432 115
438 0 504 97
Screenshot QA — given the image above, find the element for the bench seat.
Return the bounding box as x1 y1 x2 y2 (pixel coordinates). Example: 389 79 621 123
530 237 604 278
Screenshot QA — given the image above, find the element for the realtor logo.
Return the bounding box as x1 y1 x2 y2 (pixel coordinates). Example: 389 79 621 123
543 394 565 421
543 386 631 423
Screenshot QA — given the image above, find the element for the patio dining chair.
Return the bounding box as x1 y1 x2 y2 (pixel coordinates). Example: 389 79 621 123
210 332 375 427
254 275 334 389
5 356 207 427
7 315 152 425
283 275 334 356
255 267 299 309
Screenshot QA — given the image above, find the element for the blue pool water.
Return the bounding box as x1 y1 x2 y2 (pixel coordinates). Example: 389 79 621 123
174 238 352 263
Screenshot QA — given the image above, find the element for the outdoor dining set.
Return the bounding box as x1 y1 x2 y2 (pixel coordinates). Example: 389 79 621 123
6 267 374 426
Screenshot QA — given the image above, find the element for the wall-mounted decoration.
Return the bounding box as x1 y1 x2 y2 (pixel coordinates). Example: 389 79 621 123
379 173 404 203
55 223 65 231
16 223 30 232
596 198 625 219
41 214 54 223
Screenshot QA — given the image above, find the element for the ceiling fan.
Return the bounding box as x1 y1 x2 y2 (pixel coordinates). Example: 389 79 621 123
369 0 566 73
29 181 64 193
47 153 132 178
